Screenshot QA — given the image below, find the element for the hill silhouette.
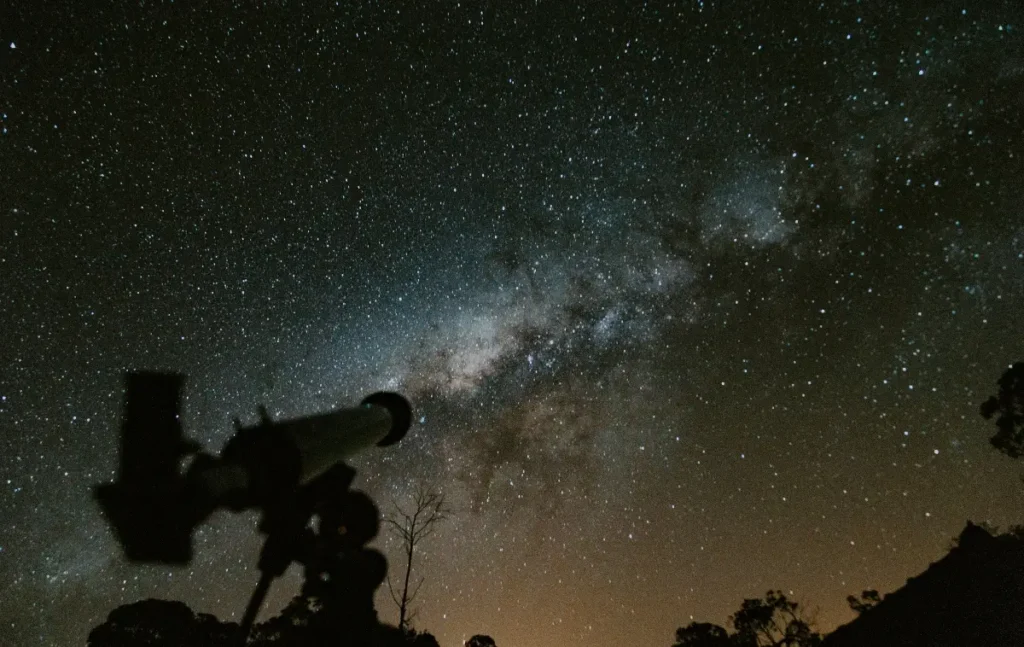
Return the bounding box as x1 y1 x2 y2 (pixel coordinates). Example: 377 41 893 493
824 522 1024 646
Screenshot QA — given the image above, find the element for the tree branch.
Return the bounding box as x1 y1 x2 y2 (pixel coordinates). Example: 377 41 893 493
383 485 449 631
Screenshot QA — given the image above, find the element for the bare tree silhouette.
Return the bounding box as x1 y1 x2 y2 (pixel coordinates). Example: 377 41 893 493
385 486 448 631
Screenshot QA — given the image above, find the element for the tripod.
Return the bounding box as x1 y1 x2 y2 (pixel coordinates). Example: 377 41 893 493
237 464 387 646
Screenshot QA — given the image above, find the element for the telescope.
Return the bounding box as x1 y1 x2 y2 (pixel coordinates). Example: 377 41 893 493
94 372 413 641
95 372 411 563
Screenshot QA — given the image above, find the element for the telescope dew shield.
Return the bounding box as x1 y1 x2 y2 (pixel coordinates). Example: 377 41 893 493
360 391 412 447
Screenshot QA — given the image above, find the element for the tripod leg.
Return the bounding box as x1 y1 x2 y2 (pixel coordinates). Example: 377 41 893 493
238 571 274 646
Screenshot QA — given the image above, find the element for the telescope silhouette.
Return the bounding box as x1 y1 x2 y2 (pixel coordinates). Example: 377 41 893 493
94 372 413 641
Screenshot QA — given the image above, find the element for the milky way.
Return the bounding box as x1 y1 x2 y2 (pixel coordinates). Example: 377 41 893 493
2 3 1023 647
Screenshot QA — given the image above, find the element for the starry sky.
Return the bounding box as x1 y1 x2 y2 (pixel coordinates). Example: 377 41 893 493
1 2 1023 646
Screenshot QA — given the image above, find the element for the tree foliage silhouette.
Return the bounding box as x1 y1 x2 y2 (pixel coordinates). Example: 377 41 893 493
981 362 1024 457
732 591 819 647
673 622 732 647
845 589 880 615
87 599 237 647
466 635 497 647
385 486 449 631
406 629 442 647
673 591 820 647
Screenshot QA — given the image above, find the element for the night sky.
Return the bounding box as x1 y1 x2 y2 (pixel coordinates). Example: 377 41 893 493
2 2 1023 646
